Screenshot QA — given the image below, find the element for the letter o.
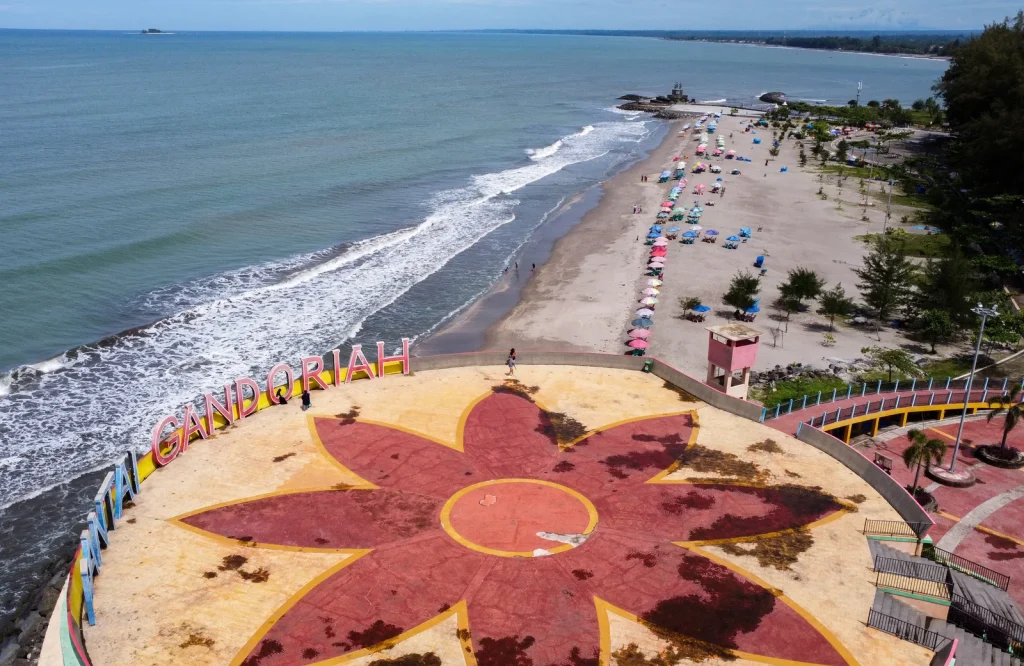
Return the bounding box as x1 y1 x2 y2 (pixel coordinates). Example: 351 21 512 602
267 363 295 404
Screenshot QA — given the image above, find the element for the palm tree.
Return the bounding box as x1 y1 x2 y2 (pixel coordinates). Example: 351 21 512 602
903 429 946 498
987 386 1024 450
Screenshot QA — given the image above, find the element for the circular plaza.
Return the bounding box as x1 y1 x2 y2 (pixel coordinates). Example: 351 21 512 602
67 361 932 666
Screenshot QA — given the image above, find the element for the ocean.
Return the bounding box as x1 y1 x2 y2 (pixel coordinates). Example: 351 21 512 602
0 29 946 617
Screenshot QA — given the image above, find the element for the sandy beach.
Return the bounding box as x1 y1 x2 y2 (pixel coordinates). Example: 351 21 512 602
429 108 922 376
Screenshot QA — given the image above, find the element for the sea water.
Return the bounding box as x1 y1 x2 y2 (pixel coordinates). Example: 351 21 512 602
0 29 946 616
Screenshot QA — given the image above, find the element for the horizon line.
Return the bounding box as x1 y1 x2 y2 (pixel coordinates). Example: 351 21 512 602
0 27 983 34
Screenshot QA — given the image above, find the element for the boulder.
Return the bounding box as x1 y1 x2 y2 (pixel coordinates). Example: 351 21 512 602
760 91 787 105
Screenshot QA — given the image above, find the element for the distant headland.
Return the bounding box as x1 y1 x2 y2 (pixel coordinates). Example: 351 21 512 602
141 28 167 35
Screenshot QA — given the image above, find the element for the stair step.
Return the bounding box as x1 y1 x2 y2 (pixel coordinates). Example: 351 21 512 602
872 588 886 612
981 638 993 665
881 593 894 617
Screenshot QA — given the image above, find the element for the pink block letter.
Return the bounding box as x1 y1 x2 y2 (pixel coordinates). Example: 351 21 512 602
267 364 295 403
181 404 209 450
235 377 260 419
301 355 329 393
151 415 182 467
376 338 411 377
345 345 376 383
204 385 235 434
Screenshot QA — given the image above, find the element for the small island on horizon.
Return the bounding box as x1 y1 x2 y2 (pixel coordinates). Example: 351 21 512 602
141 28 166 34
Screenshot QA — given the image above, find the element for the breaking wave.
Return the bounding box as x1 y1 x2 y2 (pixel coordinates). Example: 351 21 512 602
0 117 653 511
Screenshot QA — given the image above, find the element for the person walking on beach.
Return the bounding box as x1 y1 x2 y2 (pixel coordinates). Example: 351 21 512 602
531 263 535 271
301 389 311 411
275 388 288 405
506 348 517 376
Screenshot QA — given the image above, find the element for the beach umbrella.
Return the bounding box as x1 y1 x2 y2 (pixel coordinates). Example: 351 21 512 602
646 279 662 287
668 227 681 232
640 297 659 305
682 231 697 238
632 317 654 328
647 231 660 238
648 262 666 268
727 235 740 242
690 225 702 232
657 212 669 218
693 305 711 313
744 305 761 314
628 339 650 349
642 288 660 296
653 239 668 246
629 329 652 339
650 251 667 258
635 308 655 317
661 201 674 208
705 229 719 236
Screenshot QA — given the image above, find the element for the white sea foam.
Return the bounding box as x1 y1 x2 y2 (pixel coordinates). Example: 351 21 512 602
0 117 652 511
698 98 728 104
527 139 562 161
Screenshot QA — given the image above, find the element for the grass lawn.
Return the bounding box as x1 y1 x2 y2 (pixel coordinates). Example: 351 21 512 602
752 375 850 409
920 355 980 379
871 189 932 210
855 232 950 258
820 164 873 179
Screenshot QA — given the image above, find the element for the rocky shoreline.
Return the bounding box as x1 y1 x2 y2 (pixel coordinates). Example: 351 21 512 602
616 87 694 119
0 545 75 666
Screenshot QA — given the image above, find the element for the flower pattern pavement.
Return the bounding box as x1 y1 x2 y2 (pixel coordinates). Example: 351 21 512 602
175 388 856 666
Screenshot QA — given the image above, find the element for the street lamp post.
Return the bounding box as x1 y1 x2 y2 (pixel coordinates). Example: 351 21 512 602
883 179 894 233
949 304 999 472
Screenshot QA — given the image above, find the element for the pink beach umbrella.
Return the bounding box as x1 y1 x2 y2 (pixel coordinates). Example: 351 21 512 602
652 239 669 246
642 288 660 296
628 339 650 349
629 329 652 339
648 262 665 269
647 279 663 287
639 297 659 305
635 308 654 317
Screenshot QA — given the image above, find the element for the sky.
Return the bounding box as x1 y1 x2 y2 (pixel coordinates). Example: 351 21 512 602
0 0 1017 32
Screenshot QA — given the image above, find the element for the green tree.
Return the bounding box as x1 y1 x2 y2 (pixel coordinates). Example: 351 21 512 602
855 235 917 334
679 295 701 315
836 139 849 162
918 246 977 326
912 99 926 111
769 146 780 157
866 100 881 108
917 309 955 353
723 271 760 311
935 12 1024 197
817 283 854 330
987 386 1024 450
982 309 1024 345
903 429 947 497
862 346 920 382
772 294 801 332
780 267 826 306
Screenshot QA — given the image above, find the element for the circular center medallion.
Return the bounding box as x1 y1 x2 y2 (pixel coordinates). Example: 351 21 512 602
441 479 597 557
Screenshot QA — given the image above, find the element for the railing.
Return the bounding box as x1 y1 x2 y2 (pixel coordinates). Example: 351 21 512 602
867 609 952 652
876 570 952 600
949 592 1024 653
923 543 1011 591
759 375 1024 422
874 556 951 584
864 519 930 539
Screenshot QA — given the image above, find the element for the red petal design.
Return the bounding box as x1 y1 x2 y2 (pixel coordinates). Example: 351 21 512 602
562 533 847 665
597 483 844 543
314 418 481 499
462 393 561 478
464 557 600 666
237 533 486 666
548 414 695 497
180 489 443 549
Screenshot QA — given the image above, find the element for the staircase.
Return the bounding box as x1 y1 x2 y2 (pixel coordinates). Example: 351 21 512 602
867 539 1024 663
870 590 1024 665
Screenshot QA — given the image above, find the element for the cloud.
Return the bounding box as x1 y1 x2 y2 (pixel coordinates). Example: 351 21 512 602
804 5 923 28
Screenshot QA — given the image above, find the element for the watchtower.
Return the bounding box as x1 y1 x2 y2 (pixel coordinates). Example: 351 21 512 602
705 324 761 400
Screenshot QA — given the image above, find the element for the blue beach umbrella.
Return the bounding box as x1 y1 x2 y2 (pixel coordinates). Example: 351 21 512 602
693 305 711 313
727 235 740 242
647 232 660 238
668 227 681 232
705 230 719 236
682 231 697 238
744 305 761 314
631 317 654 328
650 225 663 231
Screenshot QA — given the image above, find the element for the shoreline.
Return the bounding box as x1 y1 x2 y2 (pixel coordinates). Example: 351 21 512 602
420 114 697 355
664 39 952 62
427 107 922 378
